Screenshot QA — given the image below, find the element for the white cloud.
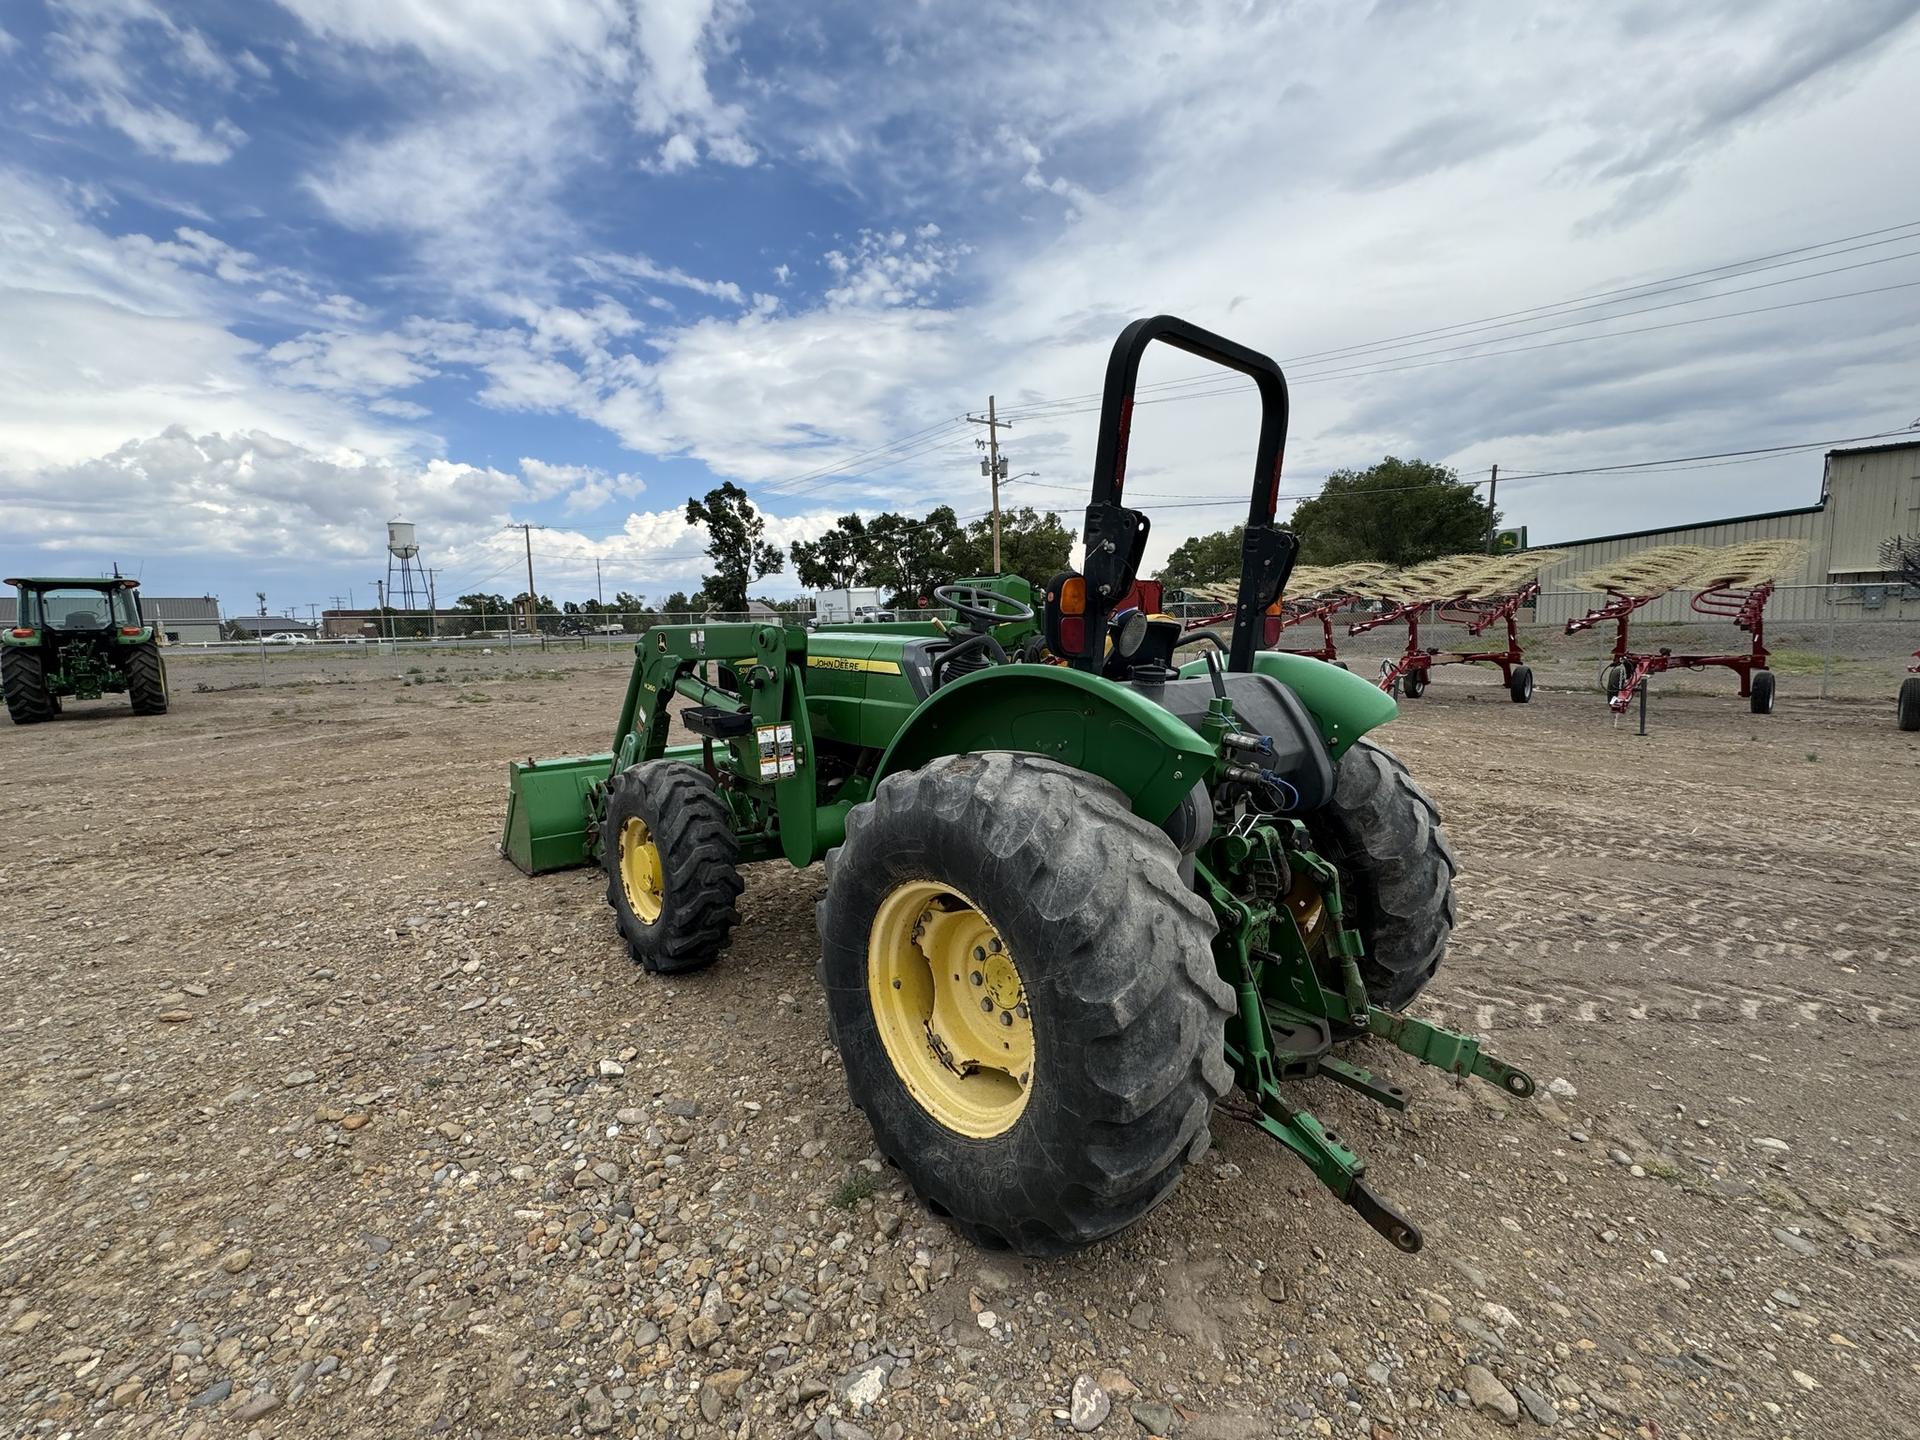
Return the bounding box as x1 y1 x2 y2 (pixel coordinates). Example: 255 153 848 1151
0 170 408 471
6 426 521 560
46 0 256 163
303 93 589 285
581 253 744 306
821 229 966 309
273 0 627 76
283 0 756 287
519 456 646 514
627 0 757 169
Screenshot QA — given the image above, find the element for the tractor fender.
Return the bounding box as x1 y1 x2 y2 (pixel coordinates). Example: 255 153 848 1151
1179 651 1397 759
872 664 1215 825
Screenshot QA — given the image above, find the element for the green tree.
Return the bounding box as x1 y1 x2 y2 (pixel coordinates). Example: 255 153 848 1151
753 595 813 616
960 507 1073 589
447 592 511 635
790 514 874 591
1156 526 1243 591
610 590 653 633
867 506 967 607
687 482 783 613
660 590 704 617
1289 457 1496 566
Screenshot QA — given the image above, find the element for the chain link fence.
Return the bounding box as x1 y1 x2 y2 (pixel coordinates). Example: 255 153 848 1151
167 585 1920 705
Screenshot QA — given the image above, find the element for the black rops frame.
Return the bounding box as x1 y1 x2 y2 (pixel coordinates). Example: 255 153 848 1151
1077 315 1298 674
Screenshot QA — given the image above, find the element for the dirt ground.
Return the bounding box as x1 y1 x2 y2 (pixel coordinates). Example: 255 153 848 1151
1 645 1916 1440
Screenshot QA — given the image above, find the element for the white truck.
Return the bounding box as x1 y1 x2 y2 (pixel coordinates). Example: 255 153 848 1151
811 588 890 626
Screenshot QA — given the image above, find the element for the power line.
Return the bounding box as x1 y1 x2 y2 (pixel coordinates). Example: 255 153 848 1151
987 277 1920 425
992 217 1920 418
999 426 1916 510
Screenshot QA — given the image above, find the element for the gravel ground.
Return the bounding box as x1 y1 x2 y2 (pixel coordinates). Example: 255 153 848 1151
1 648 1915 1439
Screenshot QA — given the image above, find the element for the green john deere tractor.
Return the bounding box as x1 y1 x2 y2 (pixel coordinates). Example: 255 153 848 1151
3 577 170 725
504 316 1533 1255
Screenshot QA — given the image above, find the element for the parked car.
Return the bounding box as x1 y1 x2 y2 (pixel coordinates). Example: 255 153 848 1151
263 632 314 645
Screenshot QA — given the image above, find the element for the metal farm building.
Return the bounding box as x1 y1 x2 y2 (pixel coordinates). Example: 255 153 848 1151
1533 439 1920 624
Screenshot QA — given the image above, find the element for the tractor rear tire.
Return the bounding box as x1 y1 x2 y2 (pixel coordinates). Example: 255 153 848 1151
1508 665 1534 703
1305 739 1456 1012
125 642 169 715
1749 669 1776 715
1 648 57 725
818 752 1233 1256
599 761 743 975
1900 676 1920 732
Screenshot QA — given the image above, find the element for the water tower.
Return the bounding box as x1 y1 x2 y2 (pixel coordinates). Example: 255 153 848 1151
385 519 431 613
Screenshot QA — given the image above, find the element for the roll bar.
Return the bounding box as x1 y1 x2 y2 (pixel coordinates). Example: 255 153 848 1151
1077 315 1298 673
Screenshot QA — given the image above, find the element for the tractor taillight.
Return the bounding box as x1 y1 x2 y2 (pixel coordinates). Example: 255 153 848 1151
1056 576 1086 615
9 628 32 639
119 626 143 636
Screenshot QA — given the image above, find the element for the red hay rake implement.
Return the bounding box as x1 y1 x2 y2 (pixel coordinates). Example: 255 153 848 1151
1347 552 1566 703
1183 563 1385 666
1886 536 1920 731
1563 541 1805 716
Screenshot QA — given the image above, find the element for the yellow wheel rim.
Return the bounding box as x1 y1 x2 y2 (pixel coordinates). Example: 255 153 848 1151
867 881 1034 1139
618 816 665 924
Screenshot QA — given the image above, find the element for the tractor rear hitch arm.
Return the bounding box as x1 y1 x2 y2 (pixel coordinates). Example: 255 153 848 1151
1365 1010 1536 1097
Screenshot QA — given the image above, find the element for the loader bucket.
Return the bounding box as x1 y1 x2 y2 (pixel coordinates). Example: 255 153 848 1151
500 752 613 875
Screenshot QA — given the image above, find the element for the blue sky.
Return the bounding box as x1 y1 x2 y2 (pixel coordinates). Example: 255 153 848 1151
3 0 1919 615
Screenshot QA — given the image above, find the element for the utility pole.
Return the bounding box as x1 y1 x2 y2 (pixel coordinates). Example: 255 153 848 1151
1484 463 1500 552
968 396 1013 573
520 523 538 633
595 557 604 611
374 579 387 642
425 568 438 642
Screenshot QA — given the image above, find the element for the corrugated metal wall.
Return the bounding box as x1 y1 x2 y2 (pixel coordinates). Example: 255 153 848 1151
1533 442 1920 625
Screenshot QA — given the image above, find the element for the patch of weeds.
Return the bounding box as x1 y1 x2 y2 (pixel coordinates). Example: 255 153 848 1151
406 666 424 675
458 690 493 704
1805 751 1819 762
830 1171 878 1209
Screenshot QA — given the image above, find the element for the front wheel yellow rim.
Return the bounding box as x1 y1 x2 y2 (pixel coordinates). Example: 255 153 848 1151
618 816 665 924
867 881 1034 1138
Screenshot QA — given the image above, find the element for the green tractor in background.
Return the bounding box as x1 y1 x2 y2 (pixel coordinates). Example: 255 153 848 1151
3 577 170 725
504 316 1533 1255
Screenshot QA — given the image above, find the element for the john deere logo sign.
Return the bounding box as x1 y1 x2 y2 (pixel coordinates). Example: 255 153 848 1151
1493 527 1528 553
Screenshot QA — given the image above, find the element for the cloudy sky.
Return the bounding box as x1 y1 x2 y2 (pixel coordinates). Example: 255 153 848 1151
3 0 1919 614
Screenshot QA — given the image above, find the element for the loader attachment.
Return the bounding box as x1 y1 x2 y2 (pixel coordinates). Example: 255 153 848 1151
501 751 613 874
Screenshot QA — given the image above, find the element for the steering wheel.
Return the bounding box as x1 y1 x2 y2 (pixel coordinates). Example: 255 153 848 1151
934 583 1035 632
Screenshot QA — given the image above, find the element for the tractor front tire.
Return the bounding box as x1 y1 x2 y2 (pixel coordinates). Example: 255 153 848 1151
1305 739 1457 1012
599 761 743 975
818 752 1233 1256
126 642 169 715
1900 676 1920 732
1 648 57 725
